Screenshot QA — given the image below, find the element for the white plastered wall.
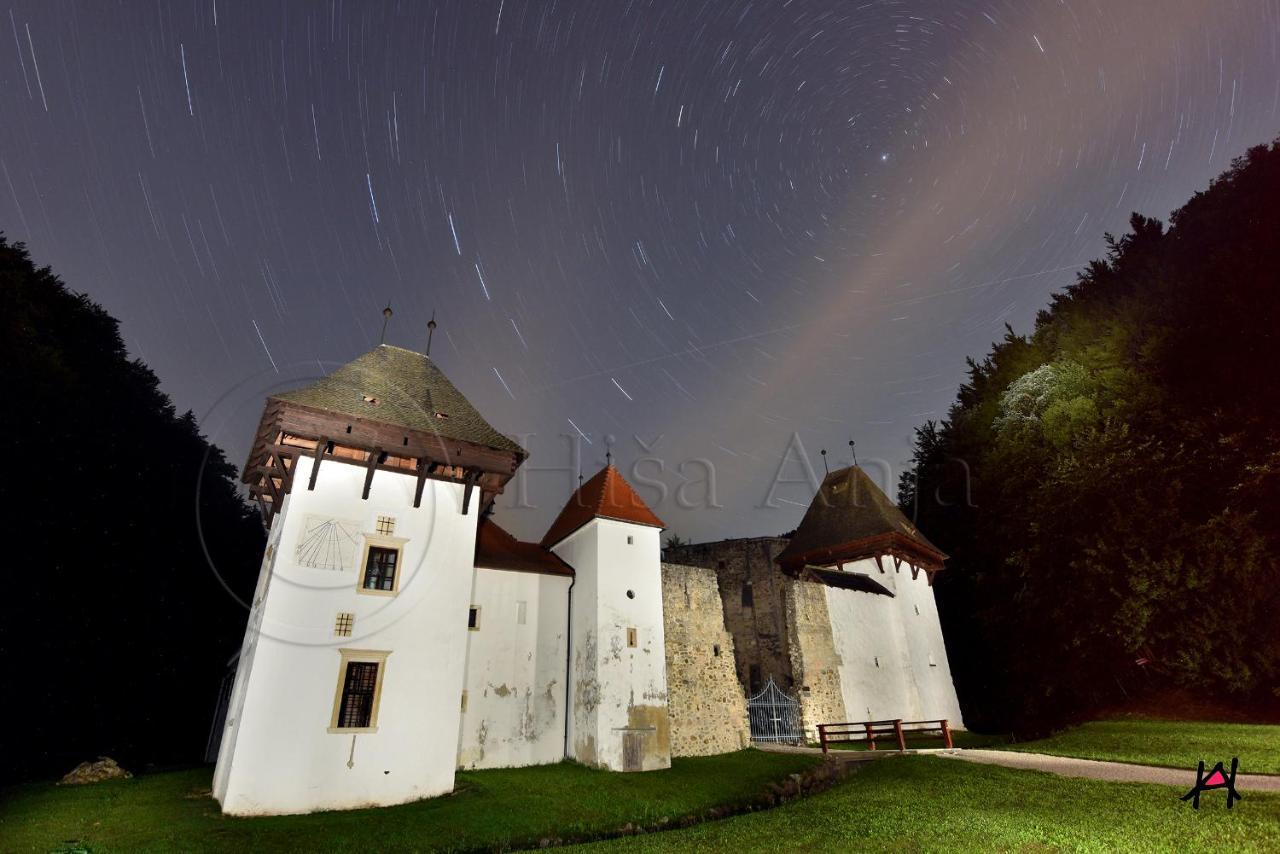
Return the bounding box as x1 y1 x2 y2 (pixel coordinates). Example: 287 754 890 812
555 518 671 771
823 556 964 728
456 566 570 769
213 455 479 815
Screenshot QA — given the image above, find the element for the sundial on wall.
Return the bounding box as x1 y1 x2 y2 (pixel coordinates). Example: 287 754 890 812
295 515 363 571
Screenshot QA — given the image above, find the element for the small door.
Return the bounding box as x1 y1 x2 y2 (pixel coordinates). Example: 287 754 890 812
622 731 645 771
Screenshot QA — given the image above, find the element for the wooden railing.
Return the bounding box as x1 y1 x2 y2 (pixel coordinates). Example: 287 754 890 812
817 718 953 753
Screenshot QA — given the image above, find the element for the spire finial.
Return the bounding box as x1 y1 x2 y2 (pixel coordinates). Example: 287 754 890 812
605 436 613 467
426 309 438 357
379 302 394 345
849 438 857 467
820 448 829 475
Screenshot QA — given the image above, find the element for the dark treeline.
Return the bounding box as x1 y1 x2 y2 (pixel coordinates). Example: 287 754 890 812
901 141 1280 734
0 236 263 783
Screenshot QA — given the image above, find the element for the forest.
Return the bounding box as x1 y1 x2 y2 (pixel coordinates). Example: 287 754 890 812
0 236 263 783
900 140 1280 733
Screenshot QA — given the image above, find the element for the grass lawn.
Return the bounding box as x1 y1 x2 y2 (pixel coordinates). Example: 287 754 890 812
0 750 818 853
584 755 1280 852
1004 719 1280 775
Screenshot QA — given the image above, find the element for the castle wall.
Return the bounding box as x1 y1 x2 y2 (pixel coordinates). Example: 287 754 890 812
214 456 477 815
663 538 792 694
660 564 750 756
783 578 848 740
456 566 570 770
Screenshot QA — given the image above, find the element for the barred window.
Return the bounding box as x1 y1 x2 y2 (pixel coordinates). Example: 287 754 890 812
375 515 396 536
363 546 399 591
334 612 354 637
336 662 379 729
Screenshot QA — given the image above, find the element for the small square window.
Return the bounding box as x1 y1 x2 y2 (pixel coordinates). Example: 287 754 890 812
928 653 937 667
712 644 721 657
914 604 920 616
626 627 638 648
334 612 354 637
468 606 481 631
362 545 399 592
626 535 633 545
375 515 396 536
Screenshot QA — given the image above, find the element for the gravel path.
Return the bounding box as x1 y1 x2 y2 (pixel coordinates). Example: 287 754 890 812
758 744 1280 792
945 749 1280 792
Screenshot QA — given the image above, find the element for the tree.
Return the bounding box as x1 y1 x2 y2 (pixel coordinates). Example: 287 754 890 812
901 141 1280 733
0 236 264 782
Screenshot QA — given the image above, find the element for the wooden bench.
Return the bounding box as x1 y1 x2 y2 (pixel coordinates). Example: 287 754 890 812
817 718 954 753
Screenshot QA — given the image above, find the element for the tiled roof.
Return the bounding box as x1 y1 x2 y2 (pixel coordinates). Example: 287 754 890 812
539 464 665 548
474 518 574 577
775 465 946 570
272 345 522 454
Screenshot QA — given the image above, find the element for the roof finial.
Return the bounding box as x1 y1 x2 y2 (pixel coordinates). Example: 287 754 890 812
849 438 857 467
820 448 829 475
605 437 613 468
426 309 438 357
379 302 394 345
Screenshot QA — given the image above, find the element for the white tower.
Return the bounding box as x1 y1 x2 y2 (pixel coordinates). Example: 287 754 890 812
542 465 672 771
212 345 524 815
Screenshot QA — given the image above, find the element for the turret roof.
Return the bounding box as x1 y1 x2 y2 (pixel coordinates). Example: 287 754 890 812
539 464 665 548
775 465 946 571
273 344 521 455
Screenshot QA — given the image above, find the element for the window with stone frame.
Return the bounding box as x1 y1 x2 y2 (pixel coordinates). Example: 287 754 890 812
328 650 390 733
362 545 399 592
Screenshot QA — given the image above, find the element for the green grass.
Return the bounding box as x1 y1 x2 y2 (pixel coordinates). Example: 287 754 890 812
1004 719 1280 775
0 750 818 853
584 755 1280 852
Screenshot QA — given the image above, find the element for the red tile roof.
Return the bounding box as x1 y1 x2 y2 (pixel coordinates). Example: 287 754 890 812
539 465 665 548
474 518 574 577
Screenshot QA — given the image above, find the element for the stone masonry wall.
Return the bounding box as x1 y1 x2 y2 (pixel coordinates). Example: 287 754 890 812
663 538 793 696
661 563 750 756
784 579 848 741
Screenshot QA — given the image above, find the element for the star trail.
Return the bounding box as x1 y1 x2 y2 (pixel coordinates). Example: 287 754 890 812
2 1 1277 541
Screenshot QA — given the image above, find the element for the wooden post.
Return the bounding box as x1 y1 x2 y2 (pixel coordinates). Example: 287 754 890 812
413 457 430 508
942 719 953 749
819 725 829 754
893 719 906 752
865 722 876 750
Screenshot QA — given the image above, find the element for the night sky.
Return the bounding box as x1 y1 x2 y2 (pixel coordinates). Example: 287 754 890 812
2 1 1277 543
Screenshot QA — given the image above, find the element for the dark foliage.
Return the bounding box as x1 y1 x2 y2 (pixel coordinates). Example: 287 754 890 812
0 236 263 783
900 141 1280 734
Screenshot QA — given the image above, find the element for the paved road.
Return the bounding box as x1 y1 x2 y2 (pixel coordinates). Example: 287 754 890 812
944 749 1280 792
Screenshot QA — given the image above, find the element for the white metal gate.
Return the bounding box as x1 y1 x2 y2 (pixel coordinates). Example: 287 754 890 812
747 677 802 744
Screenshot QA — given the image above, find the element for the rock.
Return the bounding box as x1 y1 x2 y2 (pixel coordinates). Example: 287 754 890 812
59 757 132 785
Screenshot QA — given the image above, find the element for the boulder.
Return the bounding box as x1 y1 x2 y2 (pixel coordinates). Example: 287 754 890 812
59 757 132 785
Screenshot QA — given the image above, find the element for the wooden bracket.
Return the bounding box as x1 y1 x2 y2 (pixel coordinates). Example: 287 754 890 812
873 554 885 574
362 447 382 500
892 555 902 572
413 457 431 508
461 469 481 515
308 436 328 491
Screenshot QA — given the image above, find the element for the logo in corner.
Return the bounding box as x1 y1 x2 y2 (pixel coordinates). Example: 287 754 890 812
1180 758 1242 810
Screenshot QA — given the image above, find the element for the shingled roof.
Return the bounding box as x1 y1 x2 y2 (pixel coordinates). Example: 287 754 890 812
272 344 522 455
475 518 574 577
775 465 946 572
540 464 665 548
